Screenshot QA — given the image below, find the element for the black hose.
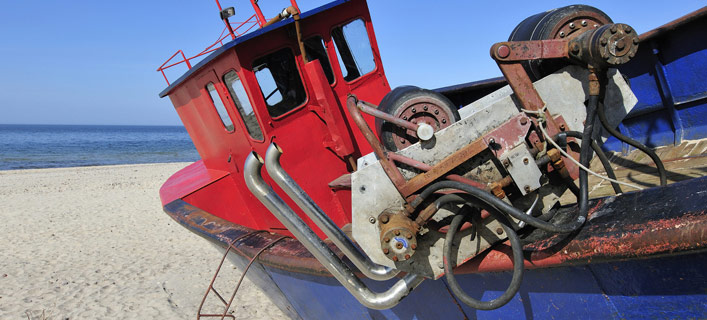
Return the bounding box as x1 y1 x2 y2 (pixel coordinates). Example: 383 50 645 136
414 180 584 233
596 100 667 186
443 211 524 310
576 95 598 234
563 131 622 194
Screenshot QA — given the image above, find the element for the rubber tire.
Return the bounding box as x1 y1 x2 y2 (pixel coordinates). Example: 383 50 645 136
509 5 612 80
375 86 461 152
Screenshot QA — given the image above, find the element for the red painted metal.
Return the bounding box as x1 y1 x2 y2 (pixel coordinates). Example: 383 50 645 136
162 0 389 238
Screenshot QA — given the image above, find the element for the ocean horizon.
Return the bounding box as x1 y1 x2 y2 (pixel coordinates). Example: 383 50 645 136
0 124 199 170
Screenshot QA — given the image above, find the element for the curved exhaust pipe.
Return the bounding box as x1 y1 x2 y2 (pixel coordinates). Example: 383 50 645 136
244 152 423 310
264 143 399 281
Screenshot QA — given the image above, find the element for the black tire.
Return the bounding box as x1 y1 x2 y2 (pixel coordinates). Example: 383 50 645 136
375 86 461 151
509 5 612 80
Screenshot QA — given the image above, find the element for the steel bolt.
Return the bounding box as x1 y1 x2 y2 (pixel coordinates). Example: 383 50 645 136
625 26 632 33
393 256 398 262
423 105 428 111
394 230 400 236
404 254 411 260
488 138 495 145
633 37 639 45
520 117 528 125
411 243 417 250
524 185 531 193
369 217 376 224
396 243 403 249
441 119 446 124
559 31 565 38
593 24 599 28
569 22 575 29
380 215 389 224
523 158 529 165
384 237 390 243
610 25 618 34
412 108 416 113
434 110 439 115
497 45 510 58
406 232 413 239
560 124 566 131
400 139 406 144
383 248 389 254
581 20 587 26
601 38 608 46
503 159 510 167
403 116 408 120
496 227 503 235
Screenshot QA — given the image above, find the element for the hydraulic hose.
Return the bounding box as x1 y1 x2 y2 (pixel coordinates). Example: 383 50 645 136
414 180 584 233
443 211 524 310
596 99 667 186
577 95 598 233
563 131 622 194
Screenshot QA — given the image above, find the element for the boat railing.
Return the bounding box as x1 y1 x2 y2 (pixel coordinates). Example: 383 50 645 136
157 0 300 85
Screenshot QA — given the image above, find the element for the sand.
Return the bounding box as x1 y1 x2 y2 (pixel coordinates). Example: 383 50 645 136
0 163 287 319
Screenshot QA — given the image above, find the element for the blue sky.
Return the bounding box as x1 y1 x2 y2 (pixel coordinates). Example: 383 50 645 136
0 0 703 125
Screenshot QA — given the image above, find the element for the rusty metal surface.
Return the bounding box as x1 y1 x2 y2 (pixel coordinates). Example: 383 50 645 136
166 176 707 277
491 40 569 61
455 176 707 274
345 95 408 195
639 6 707 42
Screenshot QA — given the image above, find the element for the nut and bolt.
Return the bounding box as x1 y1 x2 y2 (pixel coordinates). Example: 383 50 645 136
523 157 529 165
396 243 403 249
434 110 439 115
369 217 376 224
524 185 531 193
392 256 398 262
569 22 575 29
404 254 411 260
400 139 406 144
497 45 510 58
411 243 417 250
403 116 408 120
384 237 390 243
610 25 618 34
503 159 510 167
624 26 632 33
394 230 400 236
581 20 587 26
441 119 447 124
412 108 416 113
438 262 444 269
571 43 580 54
380 215 389 224
560 124 566 131
601 38 608 46
559 31 565 38
488 138 496 145
496 227 503 235
423 105 428 111
406 232 413 239
383 248 389 254
520 117 528 125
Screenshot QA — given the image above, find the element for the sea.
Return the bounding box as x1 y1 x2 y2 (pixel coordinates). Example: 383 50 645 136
0 124 200 170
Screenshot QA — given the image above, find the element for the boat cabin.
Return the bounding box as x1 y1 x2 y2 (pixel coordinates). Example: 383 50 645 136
158 0 390 236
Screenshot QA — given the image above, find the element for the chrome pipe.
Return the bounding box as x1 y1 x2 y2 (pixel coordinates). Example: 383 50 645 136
244 152 424 310
264 143 399 281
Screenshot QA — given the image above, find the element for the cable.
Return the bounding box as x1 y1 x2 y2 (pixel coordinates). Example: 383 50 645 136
443 211 524 310
596 100 667 186
537 117 644 191
562 131 622 194
413 180 584 233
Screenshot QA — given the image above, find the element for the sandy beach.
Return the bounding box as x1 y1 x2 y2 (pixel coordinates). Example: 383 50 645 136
0 163 286 319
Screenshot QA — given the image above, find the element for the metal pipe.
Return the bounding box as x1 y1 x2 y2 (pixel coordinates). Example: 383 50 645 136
244 152 424 310
264 143 399 281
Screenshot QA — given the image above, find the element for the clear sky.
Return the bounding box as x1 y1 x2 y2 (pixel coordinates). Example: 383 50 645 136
0 0 703 125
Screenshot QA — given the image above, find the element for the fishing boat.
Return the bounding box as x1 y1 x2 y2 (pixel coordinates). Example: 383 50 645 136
156 0 707 318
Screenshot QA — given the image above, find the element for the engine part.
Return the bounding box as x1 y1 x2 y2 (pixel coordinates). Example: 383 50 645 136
509 5 613 80
378 209 419 262
569 23 640 67
352 66 637 278
375 86 460 151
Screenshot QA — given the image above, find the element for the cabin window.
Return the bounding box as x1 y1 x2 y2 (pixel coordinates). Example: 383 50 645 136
332 19 376 82
223 71 264 140
304 36 335 84
253 48 307 118
206 82 235 132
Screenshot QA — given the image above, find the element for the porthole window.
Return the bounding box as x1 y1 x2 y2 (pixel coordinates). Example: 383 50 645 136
253 48 307 118
332 19 376 82
206 82 234 132
224 71 263 140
